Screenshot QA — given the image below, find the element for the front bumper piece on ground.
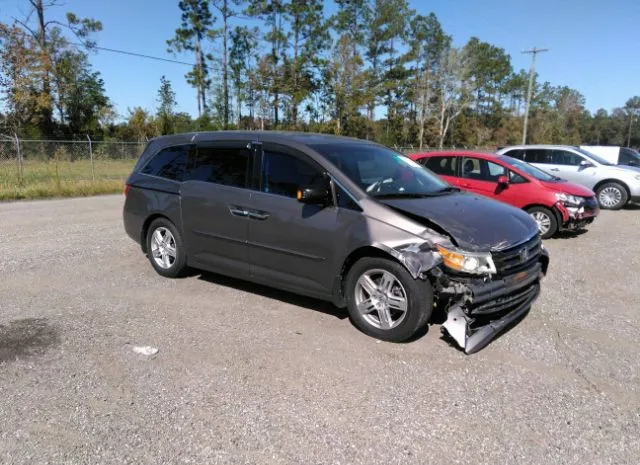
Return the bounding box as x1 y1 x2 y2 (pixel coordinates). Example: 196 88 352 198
438 260 545 355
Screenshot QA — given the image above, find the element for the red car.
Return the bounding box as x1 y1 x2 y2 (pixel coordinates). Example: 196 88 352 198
409 151 600 239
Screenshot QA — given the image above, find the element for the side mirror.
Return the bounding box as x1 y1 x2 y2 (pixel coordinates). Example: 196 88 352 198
580 160 594 168
497 175 509 186
296 184 330 205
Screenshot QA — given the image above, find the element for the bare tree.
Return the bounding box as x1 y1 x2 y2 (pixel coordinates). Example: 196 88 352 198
436 47 475 148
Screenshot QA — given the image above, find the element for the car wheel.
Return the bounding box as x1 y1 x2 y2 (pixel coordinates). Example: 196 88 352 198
145 218 188 278
344 257 433 342
596 182 628 210
527 206 558 239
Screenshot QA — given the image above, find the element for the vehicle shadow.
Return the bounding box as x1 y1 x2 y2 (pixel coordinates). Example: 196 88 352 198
551 229 589 240
193 270 349 320
624 202 640 210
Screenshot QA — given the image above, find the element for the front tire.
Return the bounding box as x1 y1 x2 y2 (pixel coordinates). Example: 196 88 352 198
344 257 432 342
145 218 188 278
527 206 558 239
596 182 628 210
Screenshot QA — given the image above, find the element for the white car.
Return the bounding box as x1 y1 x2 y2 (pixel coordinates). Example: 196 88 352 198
579 145 640 168
497 145 640 210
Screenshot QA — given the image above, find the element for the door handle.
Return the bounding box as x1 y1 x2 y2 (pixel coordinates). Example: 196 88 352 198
228 206 249 217
549 168 560 172
248 211 270 220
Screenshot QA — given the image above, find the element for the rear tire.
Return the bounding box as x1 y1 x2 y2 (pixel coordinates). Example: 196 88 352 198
526 206 558 239
344 257 432 342
596 182 628 210
145 218 188 278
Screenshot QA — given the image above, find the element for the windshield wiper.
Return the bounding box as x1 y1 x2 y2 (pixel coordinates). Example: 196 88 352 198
435 186 460 193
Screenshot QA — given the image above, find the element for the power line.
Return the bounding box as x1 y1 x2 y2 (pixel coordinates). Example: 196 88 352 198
521 47 549 145
69 42 194 66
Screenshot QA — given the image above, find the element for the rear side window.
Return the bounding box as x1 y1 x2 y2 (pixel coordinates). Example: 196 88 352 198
141 145 190 181
190 146 250 188
524 149 552 164
423 156 457 176
261 151 325 198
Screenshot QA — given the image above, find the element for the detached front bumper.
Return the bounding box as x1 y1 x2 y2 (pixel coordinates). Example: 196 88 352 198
434 251 549 354
555 200 599 231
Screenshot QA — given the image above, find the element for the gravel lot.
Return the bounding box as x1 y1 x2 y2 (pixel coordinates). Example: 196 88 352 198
1 195 639 465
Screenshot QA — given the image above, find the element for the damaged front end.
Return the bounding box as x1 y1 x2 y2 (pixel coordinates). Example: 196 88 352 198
434 233 549 354
374 231 549 355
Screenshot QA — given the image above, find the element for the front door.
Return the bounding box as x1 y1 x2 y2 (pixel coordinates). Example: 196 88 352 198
245 143 344 297
549 149 599 189
181 140 254 279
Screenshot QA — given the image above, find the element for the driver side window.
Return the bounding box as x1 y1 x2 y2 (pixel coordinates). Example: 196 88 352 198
551 150 584 166
261 150 325 198
461 158 506 182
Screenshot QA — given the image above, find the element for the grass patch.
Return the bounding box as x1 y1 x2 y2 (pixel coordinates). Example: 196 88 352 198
0 159 136 201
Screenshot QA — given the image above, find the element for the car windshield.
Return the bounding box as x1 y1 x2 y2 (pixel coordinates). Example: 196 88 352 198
309 142 451 197
499 156 559 182
575 147 614 165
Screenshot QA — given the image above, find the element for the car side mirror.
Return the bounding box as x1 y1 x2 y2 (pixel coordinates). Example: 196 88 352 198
580 160 594 168
296 184 330 205
497 175 509 186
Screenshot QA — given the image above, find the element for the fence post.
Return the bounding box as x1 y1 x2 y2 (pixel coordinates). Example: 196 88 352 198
14 133 23 184
87 135 95 182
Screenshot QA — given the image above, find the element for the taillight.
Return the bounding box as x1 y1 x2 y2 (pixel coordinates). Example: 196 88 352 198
124 184 132 196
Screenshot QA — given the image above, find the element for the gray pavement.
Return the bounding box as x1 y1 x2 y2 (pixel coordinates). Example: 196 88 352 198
1 195 639 465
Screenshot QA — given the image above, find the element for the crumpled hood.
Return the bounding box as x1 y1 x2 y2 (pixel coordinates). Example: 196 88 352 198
379 192 539 252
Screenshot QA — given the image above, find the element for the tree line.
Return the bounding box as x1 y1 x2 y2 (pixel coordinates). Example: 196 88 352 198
1 0 639 149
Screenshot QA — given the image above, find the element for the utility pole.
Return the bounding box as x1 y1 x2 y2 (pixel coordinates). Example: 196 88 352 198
522 47 549 145
628 115 635 147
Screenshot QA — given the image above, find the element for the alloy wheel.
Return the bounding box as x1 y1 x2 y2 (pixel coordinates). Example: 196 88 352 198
150 227 177 269
598 187 622 208
530 211 552 236
354 269 408 330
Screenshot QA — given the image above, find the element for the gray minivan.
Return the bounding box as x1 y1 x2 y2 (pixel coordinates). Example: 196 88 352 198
123 131 549 354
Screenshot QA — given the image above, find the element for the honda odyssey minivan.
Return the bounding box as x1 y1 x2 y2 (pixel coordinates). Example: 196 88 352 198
123 132 550 354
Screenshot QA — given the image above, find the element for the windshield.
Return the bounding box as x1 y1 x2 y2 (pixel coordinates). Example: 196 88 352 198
575 147 614 165
309 142 451 197
499 156 559 182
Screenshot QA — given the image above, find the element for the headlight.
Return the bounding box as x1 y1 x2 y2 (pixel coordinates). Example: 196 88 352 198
435 244 497 275
555 192 582 206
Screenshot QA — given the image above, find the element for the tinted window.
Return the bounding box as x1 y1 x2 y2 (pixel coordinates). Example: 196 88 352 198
190 146 250 187
461 157 506 182
525 149 552 164
141 145 190 181
262 151 325 198
504 149 525 160
424 156 457 176
335 184 361 211
620 148 640 166
551 150 583 166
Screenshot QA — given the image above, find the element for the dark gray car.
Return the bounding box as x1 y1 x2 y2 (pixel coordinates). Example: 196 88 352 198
123 131 550 354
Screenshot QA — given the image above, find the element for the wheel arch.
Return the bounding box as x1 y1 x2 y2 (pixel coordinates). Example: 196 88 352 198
140 213 173 253
332 245 429 308
593 178 631 198
524 202 562 223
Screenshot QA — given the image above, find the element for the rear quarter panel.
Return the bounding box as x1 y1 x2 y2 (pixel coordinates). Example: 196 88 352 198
123 175 183 249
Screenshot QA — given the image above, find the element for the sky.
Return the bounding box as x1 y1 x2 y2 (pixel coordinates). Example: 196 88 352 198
1 0 639 120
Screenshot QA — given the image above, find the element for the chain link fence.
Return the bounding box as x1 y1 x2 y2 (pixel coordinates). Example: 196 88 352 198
0 135 145 200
